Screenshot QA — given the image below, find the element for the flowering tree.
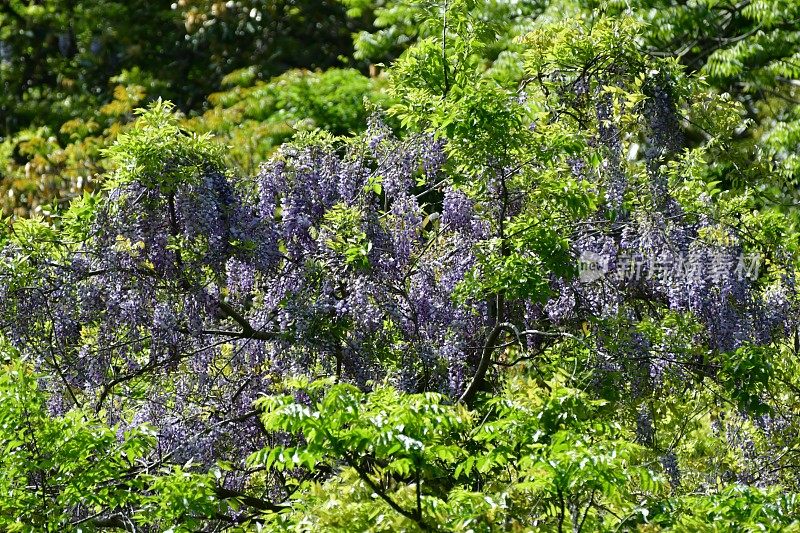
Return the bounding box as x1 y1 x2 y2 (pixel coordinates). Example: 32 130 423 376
1 12 799 532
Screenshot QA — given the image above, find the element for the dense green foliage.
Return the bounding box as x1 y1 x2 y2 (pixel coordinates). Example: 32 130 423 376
0 352 224 530
0 0 366 215
3 0 800 531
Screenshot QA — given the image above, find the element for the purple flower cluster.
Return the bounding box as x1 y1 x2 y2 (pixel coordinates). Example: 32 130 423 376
442 187 475 232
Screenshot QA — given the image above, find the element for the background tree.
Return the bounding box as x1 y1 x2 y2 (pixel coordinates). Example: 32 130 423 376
0 0 366 216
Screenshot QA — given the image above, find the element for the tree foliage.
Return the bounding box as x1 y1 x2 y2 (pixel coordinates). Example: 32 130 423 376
2 1 800 531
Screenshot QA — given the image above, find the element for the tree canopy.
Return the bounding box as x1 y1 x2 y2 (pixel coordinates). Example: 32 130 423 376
2 1 800 531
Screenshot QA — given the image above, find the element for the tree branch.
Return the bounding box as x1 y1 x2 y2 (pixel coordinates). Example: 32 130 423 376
458 323 505 405
215 487 287 513
345 453 426 528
